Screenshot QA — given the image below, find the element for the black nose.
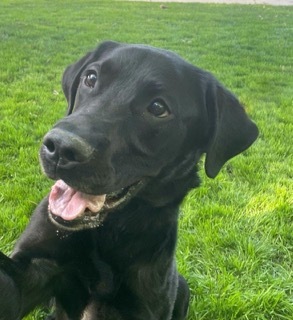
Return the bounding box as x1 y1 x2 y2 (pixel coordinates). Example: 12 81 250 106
42 128 94 168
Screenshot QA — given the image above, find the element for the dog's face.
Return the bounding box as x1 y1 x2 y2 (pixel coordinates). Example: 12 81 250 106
40 41 258 230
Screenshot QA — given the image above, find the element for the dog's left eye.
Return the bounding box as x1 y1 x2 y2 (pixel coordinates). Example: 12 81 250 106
84 72 97 88
147 100 170 118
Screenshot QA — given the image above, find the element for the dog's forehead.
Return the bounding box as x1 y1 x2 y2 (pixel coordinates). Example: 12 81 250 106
100 44 184 81
81 44 195 109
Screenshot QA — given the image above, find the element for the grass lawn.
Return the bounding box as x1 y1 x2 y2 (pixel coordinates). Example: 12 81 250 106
0 0 292 319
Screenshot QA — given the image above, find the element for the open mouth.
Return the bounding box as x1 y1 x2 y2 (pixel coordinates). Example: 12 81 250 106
48 179 142 230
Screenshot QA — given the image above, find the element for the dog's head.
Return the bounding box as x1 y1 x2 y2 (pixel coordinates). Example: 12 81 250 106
40 41 258 230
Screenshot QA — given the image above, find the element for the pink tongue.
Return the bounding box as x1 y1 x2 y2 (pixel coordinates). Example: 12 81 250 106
49 180 106 221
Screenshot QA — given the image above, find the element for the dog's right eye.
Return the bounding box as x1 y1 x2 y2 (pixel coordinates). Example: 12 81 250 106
84 72 97 88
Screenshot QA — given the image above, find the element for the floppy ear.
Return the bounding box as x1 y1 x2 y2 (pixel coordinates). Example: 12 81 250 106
62 41 121 114
204 81 259 178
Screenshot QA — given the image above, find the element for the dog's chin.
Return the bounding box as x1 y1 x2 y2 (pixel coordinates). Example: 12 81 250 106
48 180 144 231
49 210 106 231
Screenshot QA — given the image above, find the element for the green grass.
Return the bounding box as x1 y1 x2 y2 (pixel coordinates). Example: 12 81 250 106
0 0 292 319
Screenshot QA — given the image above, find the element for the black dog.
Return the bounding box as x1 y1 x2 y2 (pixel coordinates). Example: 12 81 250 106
0 41 258 320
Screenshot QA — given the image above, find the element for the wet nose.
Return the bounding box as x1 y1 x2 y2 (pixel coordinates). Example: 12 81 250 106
42 128 94 168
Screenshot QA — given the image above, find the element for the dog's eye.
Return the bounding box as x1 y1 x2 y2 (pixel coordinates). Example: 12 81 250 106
84 72 97 88
147 100 170 118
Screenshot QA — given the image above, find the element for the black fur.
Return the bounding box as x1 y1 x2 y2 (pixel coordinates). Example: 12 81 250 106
0 41 258 320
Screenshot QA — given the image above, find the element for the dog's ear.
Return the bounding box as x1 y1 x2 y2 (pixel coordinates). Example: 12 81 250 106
62 41 121 114
204 80 259 178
